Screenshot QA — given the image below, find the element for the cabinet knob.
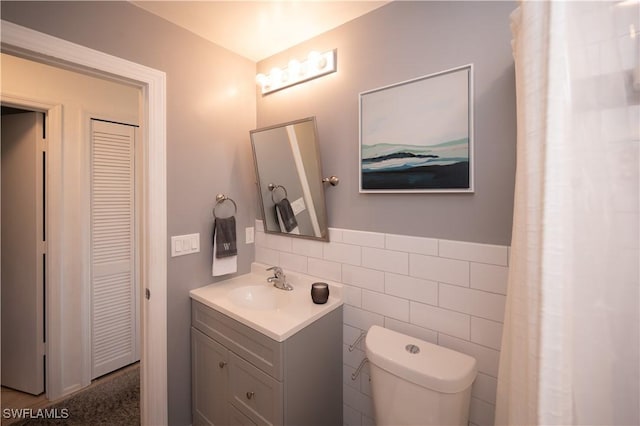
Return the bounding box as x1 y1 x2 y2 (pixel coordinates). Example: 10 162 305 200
218 361 227 369
246 391 255 400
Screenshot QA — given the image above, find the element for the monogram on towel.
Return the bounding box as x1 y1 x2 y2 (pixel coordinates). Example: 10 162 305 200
214 216 237 258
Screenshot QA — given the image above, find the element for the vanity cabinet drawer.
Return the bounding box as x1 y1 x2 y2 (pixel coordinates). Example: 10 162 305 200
192 300 283 380
228 404 257 426
228 352 283 426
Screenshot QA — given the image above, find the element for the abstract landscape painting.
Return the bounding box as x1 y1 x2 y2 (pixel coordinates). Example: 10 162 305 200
359 65 473 193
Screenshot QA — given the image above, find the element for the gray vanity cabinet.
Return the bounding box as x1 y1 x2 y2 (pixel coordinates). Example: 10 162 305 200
191 300 343 426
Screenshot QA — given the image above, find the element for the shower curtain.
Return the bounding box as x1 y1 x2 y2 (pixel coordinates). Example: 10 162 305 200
496 1 639 425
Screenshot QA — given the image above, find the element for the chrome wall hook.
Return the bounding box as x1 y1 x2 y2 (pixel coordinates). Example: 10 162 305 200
351 357 369 381
322 176 339 186
349 330 367 352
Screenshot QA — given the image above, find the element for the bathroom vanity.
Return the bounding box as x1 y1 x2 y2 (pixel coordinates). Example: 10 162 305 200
190 264 343 426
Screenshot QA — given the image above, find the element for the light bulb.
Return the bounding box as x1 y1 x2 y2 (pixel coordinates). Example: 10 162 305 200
256 73 267 85
255 73 271 91
288 59 302 77
317 55 327 70
270 67 283 84
308 51 322 70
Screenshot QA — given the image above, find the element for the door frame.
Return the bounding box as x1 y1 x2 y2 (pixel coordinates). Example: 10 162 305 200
1 20 168 425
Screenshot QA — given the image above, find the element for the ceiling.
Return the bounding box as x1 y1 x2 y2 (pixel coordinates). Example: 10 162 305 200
131 1 389 62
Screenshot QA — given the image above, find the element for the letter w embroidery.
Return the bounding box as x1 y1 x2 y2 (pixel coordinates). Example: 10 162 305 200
223 243 231 250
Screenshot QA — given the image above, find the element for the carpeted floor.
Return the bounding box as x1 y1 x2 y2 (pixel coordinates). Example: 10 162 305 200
11 366 139 426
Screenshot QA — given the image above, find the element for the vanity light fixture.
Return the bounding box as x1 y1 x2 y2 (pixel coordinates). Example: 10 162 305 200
256 49 337 95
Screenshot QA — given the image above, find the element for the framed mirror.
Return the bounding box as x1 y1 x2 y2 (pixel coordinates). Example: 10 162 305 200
250 117 329 241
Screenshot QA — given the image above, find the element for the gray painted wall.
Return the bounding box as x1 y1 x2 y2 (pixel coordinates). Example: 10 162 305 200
257 1 517 246
1 2 256 424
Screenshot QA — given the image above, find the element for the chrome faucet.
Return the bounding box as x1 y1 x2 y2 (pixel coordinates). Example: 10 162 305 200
266 266 293 291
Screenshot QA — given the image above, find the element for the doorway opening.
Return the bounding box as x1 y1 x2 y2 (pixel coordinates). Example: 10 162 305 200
1 105 143 423
1 20 168 424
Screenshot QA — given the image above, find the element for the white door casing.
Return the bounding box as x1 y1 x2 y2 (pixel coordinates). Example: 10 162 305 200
1 20 168 425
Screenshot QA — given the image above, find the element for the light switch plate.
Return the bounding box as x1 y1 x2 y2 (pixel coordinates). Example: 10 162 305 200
291 197 306 215
245 227 255 244
171 233 200 257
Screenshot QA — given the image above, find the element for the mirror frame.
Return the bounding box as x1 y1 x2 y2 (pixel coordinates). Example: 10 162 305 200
250 116 330 242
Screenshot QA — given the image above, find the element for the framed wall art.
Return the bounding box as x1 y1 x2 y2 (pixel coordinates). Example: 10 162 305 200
359 64 474 193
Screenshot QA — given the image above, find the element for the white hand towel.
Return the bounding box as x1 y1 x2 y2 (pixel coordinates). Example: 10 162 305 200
212 231 237 276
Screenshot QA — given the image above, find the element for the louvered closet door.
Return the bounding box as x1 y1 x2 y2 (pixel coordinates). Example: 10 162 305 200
90 119 138 379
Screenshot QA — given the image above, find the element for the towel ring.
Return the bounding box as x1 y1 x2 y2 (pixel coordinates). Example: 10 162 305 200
213 194 237 219
268 184 287 204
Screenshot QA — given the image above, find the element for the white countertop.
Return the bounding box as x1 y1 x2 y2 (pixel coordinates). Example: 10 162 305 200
189 263 343 342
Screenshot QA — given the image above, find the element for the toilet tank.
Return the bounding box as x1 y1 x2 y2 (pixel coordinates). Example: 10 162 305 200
365 326 477 426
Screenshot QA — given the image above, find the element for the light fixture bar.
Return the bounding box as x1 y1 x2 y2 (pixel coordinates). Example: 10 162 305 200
256 49 337 95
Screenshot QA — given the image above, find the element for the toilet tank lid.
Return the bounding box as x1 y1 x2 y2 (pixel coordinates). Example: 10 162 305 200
365 325 477 393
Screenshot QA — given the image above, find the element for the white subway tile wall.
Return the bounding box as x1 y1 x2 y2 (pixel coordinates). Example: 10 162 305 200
254 221 509 426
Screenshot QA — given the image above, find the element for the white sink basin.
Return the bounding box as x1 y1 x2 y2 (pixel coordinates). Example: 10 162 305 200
190 263 343 342
228 285 289 310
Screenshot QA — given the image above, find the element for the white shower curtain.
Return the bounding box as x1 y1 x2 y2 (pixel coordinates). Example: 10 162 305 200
496 1 639 425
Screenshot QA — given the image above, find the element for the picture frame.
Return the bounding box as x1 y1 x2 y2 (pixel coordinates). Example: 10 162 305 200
359 64 474 193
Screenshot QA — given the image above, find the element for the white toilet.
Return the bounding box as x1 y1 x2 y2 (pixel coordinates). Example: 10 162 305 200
365 325 477 426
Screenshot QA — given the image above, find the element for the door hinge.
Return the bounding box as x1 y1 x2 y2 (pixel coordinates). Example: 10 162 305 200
39 241 48 255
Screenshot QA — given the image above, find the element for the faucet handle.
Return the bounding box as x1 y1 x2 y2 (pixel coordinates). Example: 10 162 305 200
266 266 284 277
